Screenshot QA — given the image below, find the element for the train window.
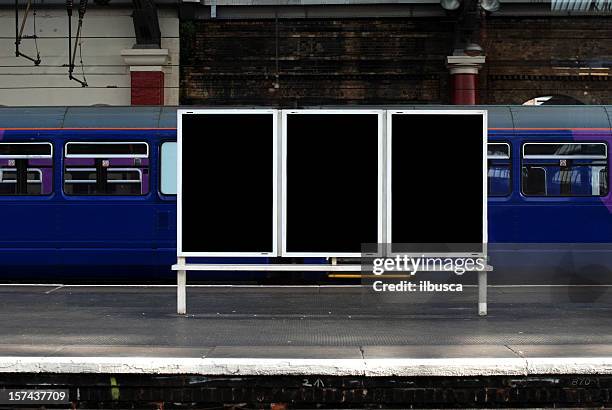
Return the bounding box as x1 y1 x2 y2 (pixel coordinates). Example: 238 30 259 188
65 142 148 158
523 143 606 159
64 168 97 195
522 167 547 196
63 142 149 196
0 142 52 157
521 142 608 197
488 142 511 196
0 142 53 196
488 143 510 159
0 169 44 195
160 142 177 195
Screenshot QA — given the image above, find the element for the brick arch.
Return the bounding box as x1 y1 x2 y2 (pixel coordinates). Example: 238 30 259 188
522 94 586 105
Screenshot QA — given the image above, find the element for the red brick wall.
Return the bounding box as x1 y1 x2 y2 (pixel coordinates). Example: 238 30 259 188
131 71 165 105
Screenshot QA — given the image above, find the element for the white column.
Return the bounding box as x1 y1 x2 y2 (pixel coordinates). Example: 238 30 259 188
177 257 187 315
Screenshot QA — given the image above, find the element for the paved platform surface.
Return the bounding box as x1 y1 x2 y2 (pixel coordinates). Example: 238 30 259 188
1 284 612 376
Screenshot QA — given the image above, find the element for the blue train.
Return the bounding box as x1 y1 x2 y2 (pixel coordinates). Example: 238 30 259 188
1 105 611 284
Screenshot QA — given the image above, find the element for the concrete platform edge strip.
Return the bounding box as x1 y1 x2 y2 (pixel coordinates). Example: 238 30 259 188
0 357 611 376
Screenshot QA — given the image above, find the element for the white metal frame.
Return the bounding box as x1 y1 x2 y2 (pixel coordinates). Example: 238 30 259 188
0 142 53 159
64 141 149 159
385 110 488 258
176 109 279 257
281 109 384 257
174 109 490 317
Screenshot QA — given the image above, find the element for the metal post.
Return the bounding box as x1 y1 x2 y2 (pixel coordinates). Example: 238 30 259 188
478 269 487 316
177 257 186 315
15 0 19 56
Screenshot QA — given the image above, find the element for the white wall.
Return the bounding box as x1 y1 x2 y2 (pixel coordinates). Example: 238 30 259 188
0 6 179 106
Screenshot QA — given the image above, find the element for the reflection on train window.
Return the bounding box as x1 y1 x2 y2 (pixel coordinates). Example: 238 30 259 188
487 143 511 196
160 142 177 195
63 142 149 196
523 143 606 159
0 142 53 196
488 143 510 159
522 142 608 197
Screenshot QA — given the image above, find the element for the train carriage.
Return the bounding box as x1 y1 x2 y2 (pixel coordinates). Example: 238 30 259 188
0 105 611 283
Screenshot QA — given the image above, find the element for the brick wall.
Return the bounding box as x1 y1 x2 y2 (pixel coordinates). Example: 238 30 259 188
131 71 165 105
482 16 612 104
180 16 612 106
180 18 455 106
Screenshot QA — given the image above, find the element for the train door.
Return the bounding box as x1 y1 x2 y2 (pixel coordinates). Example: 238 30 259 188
0 140 60 269
487 141 516 242
57 138 157 273
519 141 611 242
155 139 177 268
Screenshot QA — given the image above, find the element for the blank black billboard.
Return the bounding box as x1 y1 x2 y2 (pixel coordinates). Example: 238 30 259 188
390 113 484 253
180 113 275 254
285 113 380 254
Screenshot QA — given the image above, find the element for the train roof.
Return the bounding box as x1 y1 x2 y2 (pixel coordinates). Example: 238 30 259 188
0 106 611 130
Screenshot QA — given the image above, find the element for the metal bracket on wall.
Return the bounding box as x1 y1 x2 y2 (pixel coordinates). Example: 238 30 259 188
14 0 42 65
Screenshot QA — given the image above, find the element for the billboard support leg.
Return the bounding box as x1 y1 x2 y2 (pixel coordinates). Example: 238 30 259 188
177 257 186 315
478 269 487 316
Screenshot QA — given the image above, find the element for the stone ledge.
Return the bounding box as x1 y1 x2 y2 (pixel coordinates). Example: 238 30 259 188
121 49 170 67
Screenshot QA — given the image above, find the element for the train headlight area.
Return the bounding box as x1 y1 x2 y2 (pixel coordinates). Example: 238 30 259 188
2 106 612 408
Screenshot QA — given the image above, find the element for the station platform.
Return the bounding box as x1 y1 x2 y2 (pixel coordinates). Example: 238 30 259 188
1 283 612 377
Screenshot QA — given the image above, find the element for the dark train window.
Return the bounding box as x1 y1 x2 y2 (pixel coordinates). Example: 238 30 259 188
522 142 608 197
0 142 53 196
0 142 52 157
523 143 606 158
65 142 148 157
522 167 547 196
63 142 149 196
488 143 511 196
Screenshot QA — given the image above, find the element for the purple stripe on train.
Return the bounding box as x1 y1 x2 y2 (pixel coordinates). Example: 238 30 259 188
27 159 53 166
0 159 52 167
41 169 52 195
64 158 150 166
142 176 149 195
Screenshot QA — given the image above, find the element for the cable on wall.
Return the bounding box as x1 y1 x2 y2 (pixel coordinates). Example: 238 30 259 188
66 0 89 87
14 0 42 65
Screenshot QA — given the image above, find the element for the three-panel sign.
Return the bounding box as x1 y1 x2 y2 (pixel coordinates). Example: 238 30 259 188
177 109 487 257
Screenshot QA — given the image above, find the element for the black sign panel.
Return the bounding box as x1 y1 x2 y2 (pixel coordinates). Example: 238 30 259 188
180 112 275 255
390 112 485 253
284 112 381 255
